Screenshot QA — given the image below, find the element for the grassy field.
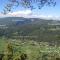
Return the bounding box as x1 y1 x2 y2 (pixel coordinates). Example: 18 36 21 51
0 38 60 60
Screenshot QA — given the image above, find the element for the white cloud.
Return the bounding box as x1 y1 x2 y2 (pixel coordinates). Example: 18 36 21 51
0 10 32 18
8 10 32 17
0 10 60 20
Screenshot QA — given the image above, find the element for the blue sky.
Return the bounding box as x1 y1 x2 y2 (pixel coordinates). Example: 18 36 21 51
0 0 60 18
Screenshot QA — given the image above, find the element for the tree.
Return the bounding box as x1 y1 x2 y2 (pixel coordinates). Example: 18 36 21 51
20 53 27 60
3 0 56 14
0 54 4 60
6 42 13 60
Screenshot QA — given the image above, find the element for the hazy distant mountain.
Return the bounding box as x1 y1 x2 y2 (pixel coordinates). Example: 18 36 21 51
0 17 60 27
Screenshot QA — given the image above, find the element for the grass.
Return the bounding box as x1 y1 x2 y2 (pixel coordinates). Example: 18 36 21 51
0 38 60 60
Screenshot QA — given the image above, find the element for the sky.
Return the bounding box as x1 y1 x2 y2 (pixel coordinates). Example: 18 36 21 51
0 0 60 19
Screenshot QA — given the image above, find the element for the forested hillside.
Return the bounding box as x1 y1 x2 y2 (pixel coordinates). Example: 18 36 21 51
0 17 60 45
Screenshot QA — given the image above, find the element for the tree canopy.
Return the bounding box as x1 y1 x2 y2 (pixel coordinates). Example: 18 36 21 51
3 0 56 14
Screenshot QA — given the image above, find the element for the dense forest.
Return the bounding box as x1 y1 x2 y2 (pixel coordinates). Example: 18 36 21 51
0 17 60 45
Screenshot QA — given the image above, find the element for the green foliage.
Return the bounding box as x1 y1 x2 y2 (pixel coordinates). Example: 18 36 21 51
4 42 13 60
20 53 27 60
0 39 60 60
0 54 4 60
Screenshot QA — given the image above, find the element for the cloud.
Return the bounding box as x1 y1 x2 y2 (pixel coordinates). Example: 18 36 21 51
8 10 32 17
0 10 32 18
0 10 60 20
